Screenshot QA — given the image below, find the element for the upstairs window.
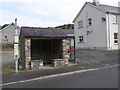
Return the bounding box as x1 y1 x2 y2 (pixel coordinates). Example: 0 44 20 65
4 36 8 41
114 33 118 44
5 36 7 38
79 36 83 43
88 18 92 26
113 15 117 24
78 21 83 28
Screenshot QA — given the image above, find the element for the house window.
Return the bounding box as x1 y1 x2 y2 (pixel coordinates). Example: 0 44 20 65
78 21 83 28
113 15 117 23
4 36 8 41
88 18 92 26
5 36 7 38
79 36 83 43
114 33 118 44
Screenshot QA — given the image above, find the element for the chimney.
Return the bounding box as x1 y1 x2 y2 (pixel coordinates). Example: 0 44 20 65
15 18 17 28
15 18 18 35
93 0 99 6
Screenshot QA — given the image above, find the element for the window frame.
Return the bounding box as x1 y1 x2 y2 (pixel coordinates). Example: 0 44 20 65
114 33 118 44
113 15 117 24
88 18 92 26
78 21 83 29
78 36 83 43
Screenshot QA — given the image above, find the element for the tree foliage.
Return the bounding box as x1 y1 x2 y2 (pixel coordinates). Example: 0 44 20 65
55 24 74 29
0 25 2 29
1 24 9 29
0 24 9 30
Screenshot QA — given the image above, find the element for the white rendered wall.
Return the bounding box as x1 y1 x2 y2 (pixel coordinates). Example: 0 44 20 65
106 14 118 50
74 3 107 50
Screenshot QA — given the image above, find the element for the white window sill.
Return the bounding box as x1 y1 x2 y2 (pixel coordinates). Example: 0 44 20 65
78 27 83 29
113 23 118 25
114 43 118 45
78 42 84 43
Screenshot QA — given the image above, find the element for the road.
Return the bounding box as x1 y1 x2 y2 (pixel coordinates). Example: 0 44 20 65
2 65 118 88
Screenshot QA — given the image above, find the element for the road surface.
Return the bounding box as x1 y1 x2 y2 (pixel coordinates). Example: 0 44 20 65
2 65 118 88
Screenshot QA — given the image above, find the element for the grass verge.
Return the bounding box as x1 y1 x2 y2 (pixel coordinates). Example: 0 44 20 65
2 63 16 74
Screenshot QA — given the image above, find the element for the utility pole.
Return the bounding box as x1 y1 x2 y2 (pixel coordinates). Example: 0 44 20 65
14 18 19 73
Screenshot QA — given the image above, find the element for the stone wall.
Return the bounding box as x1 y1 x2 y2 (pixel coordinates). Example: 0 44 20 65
25 39 31 69
62 39 70 65
24 38 71 69
76 49 118 63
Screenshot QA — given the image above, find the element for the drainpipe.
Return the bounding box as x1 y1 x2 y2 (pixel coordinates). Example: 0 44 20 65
86 11 88 48
107 13 111 50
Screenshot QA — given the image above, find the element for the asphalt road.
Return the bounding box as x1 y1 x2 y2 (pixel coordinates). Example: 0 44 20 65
2 66 118 88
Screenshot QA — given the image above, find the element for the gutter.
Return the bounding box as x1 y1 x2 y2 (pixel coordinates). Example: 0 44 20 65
106 11 120 15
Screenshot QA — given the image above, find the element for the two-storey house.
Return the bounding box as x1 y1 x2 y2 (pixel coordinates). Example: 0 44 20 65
73 0 120 50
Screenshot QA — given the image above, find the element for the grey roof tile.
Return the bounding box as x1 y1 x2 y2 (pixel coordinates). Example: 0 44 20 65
21 27 74 37
98 4 119 14
89 2 119 14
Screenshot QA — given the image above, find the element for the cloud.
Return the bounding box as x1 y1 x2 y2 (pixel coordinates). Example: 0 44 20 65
0 0 119 27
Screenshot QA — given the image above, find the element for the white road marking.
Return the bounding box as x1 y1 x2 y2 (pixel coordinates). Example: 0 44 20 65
74 69 88 74
60 72 75 76
87 68 98 71
43 74 60 79
0 64 119 87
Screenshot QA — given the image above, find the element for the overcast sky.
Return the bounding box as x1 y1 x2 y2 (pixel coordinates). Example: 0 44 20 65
0 0 119 27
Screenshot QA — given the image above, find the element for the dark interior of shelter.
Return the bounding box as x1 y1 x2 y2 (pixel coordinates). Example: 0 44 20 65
31 39 63 65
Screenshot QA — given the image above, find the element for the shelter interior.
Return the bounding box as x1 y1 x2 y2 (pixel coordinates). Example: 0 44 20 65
31 39 63 65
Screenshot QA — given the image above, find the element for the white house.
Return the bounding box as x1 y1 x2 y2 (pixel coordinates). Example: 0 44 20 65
0 23 21 45
73 0 120 50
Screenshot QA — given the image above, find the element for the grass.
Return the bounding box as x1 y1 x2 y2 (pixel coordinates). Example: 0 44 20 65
2 47 13 51
2 63 16 74
1 68 16 74
1 44 14 51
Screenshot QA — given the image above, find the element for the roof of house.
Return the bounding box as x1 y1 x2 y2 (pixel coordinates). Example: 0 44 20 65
94 3 119 14
0 22 20 31
73 2 120 22
21 27 74 37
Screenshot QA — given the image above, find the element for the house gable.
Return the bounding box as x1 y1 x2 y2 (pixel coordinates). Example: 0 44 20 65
1 23 21 44
73 2 106 23
1 23 20 32
73 2 120 23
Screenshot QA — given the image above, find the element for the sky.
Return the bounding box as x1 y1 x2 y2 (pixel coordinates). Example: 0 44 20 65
0 0 120 27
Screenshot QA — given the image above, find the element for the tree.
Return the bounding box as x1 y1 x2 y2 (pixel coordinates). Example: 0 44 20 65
0 25 2 29
2 24 9 29
55 24 74 29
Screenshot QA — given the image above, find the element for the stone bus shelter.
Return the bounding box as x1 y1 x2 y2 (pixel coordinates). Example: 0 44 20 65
19 27 75 70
